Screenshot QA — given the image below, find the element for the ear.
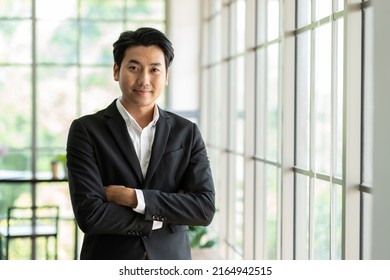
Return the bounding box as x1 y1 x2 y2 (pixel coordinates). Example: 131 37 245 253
113 63 119 81
165 67 170 86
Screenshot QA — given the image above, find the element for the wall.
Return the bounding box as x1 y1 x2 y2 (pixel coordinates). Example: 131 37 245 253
372 0 390 259
166 0 201 116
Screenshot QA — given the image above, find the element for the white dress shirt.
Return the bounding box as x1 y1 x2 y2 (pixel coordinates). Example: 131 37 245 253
116 98 162 230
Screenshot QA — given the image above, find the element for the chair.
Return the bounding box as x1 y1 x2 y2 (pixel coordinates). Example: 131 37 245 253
0 205 59 260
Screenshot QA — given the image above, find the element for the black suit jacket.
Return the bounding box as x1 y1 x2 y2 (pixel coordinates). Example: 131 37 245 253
66 100 215 260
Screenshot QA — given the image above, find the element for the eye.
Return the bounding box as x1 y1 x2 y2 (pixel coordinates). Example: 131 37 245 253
151 68 161 73
128 66 139 72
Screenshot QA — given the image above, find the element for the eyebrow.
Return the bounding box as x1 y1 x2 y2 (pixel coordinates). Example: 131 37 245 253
126 59 162 67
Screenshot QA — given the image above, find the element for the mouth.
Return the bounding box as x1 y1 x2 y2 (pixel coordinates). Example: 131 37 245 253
133 89 152 95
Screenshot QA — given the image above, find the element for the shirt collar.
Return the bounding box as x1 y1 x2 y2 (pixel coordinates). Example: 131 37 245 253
116 98 159 128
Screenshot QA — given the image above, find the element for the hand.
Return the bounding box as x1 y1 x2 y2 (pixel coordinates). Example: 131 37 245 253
104 185 138 208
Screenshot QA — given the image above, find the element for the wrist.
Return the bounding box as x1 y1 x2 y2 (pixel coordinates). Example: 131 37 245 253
126 188 138 208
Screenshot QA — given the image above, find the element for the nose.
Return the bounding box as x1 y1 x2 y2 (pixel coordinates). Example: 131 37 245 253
137 70 150 87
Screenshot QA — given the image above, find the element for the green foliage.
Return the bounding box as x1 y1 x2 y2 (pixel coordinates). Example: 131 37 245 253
55 154 66 164
55 154 68 179
188 225 217 249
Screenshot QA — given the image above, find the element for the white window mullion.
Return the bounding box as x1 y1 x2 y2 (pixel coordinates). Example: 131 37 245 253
330 0 337 260
308 0 317 260
342 0 362 260
280 0 295 261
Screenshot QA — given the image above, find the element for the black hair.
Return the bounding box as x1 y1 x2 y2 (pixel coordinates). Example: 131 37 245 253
113 27 174 70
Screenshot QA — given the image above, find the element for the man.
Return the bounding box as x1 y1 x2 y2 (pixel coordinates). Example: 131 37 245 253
66 27 215 260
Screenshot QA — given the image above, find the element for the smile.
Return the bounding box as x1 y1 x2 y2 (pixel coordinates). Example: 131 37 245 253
133 90 151 95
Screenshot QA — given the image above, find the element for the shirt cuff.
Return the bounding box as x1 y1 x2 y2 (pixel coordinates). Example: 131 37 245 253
133 189 145 214
133 189 163 230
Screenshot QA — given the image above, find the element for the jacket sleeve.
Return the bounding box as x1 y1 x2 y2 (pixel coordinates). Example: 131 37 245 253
142 124 216 227
66 118 153 236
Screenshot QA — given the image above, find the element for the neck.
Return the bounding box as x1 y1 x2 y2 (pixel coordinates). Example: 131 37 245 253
134 110 154 129
120 99 155 129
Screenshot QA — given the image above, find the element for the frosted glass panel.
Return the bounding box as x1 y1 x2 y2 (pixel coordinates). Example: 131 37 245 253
0 21 31 63
314 23 332 174
297 0 311 28
296 31 311 170
313 179 330 259
315 0 331 20
266 44 279 162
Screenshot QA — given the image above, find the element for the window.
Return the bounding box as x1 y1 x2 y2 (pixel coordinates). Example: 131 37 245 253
294 0 345 260
202 0 367 260
0 0 166 259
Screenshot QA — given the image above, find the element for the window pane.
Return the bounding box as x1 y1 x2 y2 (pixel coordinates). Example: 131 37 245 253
80 22 123 65
202 68 210 138
0 150 31 173
37 182 74 258
254 161 265 258
334 184 343 260
36 0 77 19
210 0 222 14
315 0 331 20
125 22 166 33
313 179 330 259
37 183 71 210
296 31 311 169
230 0 246 55
266 44 279 161
80 0 123 20
221 61 229 149
208 148 222 235
0 0 167 261
335 0 344 12
0 67 31 148
314 23 332 174
234 155 244 256
209 14 222 64
80 67 119 115
229 57 245 153
266 164 278 259
295 173 310 259
256 48 266 157
268 0 280 41
0 183 31 216
127 0 166 21
208 66 222 147
37 67 77 148
0 0 31 18
37 21 78 64
228 155 244 257
0 183 32 259
257 0 267 45
36 149 66 178
0 20 32 64
266 44 279 162
362 192 373 259
297 0 311 28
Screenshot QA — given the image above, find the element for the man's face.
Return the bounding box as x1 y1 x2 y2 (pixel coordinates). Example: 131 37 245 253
113 45 169 112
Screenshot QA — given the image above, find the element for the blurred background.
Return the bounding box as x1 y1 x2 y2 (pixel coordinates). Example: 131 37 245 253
1 0 389 260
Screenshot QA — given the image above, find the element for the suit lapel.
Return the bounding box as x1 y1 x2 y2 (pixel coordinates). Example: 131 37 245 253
143 108 171 187
104 100 143 184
